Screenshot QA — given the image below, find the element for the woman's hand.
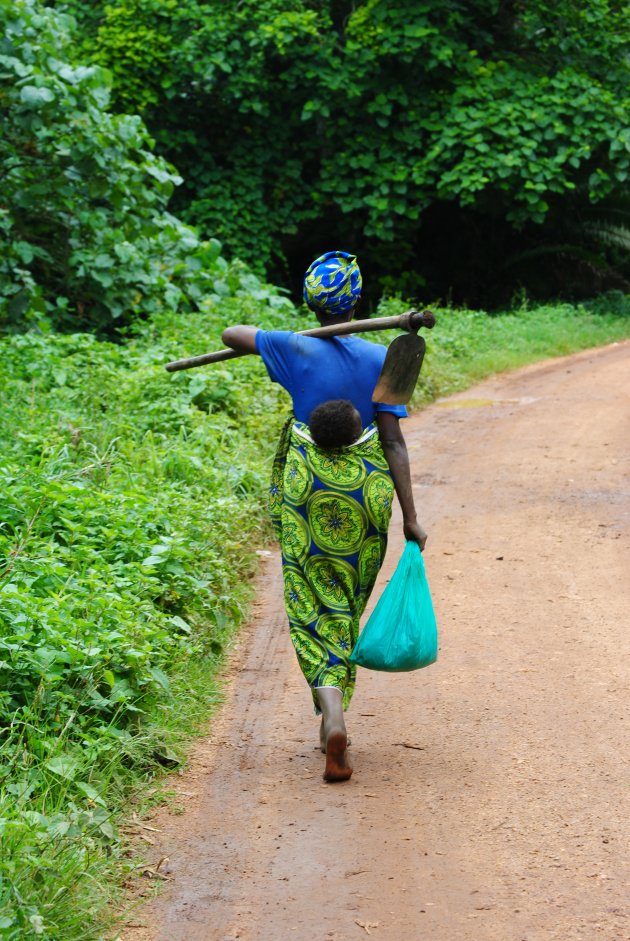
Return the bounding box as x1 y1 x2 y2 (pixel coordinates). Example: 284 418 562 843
403 519 428 551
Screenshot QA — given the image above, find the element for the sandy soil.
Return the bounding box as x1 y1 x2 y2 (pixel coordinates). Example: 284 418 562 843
122 342 630 941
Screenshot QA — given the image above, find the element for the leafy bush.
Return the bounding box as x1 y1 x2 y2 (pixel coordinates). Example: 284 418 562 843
0 0 230 334
0 273 296 938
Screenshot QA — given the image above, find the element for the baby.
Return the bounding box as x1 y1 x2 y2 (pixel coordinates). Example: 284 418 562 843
308 399 362 449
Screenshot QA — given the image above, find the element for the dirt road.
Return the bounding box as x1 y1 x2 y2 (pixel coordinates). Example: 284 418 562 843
124 342 630 941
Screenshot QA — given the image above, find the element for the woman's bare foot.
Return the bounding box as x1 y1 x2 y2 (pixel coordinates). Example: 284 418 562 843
319 717 351 753
315 687 353 781
323 728 352 782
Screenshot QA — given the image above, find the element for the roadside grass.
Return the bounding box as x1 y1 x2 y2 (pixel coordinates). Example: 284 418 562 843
375 295 630 405
1 292 629 940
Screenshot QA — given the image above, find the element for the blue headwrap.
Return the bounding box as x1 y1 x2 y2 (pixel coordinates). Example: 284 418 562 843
303 251 362 316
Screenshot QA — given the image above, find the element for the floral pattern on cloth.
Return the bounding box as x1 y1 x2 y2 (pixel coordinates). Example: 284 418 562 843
270 419 393 712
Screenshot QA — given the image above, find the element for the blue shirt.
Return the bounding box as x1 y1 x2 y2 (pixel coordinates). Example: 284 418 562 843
255 330 408 427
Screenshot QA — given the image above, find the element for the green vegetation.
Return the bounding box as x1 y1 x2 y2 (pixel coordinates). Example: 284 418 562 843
2 292 629 939
5 0 629 327
0 0 222 334
58 0 630 305
410 294 630 404
0 277 294 939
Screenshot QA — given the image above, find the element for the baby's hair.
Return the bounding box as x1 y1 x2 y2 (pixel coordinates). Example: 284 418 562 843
309 399 362 449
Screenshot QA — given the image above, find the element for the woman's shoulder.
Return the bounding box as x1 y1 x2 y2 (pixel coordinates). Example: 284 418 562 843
342 335 388 360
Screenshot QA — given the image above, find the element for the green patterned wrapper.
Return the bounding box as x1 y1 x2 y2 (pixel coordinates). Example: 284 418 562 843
271 421 393 712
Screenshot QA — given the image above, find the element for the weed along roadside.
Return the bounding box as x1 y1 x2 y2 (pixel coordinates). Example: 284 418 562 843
1 297 630 938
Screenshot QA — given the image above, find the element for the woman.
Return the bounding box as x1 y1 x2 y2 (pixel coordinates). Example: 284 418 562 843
222 251 427 782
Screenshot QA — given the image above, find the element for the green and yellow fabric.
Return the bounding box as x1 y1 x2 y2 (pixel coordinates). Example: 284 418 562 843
302 250 362 316
270 419 393 711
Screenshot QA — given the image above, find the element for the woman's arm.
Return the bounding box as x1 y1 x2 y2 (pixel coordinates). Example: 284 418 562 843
376 411 427 550
221 325 260 354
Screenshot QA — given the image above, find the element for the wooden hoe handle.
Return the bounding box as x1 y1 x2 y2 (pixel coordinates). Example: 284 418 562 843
165 309 435 372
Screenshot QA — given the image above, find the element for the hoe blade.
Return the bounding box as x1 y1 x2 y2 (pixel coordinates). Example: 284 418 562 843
373 332 426 405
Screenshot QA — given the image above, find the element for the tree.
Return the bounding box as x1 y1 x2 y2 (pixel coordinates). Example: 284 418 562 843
53 0 630 304
0 0 230 333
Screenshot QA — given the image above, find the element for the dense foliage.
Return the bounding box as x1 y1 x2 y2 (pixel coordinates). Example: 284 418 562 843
0 273 296 938
58 0 630 305
0 0 231 333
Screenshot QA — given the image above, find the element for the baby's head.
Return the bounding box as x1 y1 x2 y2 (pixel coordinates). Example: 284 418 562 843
308 399 362 449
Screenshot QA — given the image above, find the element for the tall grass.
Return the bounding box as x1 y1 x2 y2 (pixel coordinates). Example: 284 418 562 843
1 290 629 939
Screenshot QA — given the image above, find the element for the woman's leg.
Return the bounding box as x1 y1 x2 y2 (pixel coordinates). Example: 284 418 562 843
315 686 352 782
279 428 392 782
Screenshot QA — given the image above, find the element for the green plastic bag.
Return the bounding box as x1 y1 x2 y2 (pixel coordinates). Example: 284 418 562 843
350 541 438 672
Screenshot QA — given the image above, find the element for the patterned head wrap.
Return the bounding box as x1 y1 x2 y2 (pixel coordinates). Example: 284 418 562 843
303 251 362 316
